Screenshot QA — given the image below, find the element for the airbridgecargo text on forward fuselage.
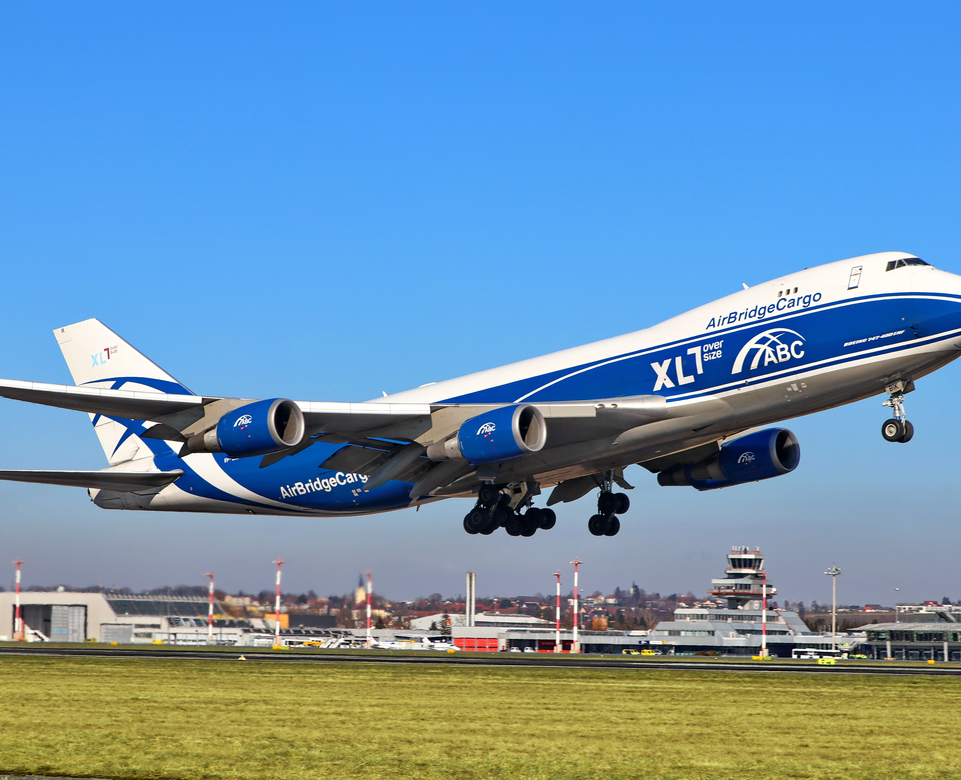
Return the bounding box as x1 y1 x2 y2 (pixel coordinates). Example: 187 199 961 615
706 291 823 330
280 471 368 499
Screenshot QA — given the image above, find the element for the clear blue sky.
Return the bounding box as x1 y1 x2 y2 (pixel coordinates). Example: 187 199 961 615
2 3 960 606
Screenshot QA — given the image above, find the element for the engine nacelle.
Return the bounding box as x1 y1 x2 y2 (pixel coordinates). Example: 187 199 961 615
657 428 800 491
426 404 547 465
187 398 305 458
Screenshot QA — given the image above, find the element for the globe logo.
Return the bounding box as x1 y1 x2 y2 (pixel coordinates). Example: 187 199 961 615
731 329 805 374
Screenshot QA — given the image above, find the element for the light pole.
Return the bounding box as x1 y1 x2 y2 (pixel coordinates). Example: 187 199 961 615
553 571 561 653
272 558 285 648
204 572 215 645
366 571 372 649
570 558 582 654
894 587 900 623
824 564 842 652
13 559 23 642
760 573 768 659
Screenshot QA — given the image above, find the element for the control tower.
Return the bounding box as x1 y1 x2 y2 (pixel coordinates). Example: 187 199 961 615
708 546 777 609
650 547 833 657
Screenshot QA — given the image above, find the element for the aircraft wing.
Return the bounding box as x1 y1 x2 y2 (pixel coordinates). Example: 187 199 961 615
637 440 724 474
0 378 433 432
0 469 183 491
0 378 204 418
0 372 678 496
314 396 671 496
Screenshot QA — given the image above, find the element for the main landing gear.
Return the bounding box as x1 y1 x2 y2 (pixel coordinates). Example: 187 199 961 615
462 483 557 537
588 471 630 537
881 380 915 443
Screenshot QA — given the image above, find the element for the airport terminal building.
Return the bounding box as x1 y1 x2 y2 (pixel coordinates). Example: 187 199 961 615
645 547 862 657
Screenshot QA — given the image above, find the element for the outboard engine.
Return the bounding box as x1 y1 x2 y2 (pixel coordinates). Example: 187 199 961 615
186 398 305 458
427 404 547 465
657 428 800 490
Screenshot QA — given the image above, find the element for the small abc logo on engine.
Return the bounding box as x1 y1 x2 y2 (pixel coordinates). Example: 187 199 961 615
234 414 253 427
477 422 496 436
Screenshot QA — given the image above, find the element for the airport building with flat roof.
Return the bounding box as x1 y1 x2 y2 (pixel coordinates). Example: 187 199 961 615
861 620 961 661
410 612 551 631
0 591 274 645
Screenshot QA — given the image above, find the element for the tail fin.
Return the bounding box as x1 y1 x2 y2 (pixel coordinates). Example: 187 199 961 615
54 319 192 466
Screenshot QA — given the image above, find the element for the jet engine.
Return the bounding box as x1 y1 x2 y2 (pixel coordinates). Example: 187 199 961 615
657 428 800 490
186 398 305 458
426 404 547 465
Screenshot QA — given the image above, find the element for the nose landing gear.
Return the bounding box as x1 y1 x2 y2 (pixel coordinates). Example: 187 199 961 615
881 380 915 443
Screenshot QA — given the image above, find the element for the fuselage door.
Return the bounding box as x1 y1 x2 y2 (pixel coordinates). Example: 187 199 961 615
847 265 863 290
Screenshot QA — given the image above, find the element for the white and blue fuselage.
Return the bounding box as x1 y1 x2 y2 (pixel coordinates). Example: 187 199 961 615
2 251 960 525
100 252 961 515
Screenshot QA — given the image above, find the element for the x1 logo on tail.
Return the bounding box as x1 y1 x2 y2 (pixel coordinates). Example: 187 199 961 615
91 346 118 368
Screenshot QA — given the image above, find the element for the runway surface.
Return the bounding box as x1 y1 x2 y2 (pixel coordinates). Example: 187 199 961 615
0 644 957 677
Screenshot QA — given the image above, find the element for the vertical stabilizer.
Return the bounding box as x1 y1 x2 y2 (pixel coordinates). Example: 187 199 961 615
54 319 192 466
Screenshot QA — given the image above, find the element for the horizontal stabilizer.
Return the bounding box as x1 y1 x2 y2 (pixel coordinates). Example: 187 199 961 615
0 469 183 492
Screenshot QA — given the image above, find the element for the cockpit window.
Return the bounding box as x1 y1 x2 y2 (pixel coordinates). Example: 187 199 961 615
886 257 930 271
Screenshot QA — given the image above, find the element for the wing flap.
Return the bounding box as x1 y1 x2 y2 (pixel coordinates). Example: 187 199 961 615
319 446 393 475
0 469 183 492
298 401 432 437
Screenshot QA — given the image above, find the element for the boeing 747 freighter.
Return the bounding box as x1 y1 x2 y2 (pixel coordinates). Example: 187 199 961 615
0 251 957 537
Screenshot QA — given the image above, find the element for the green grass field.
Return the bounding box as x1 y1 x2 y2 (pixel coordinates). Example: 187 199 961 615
0 655 959 780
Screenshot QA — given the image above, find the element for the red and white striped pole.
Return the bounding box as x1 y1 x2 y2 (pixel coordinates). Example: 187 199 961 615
553 571 561 653
272 559 284 648
366 571 372 649
204 572 215 645
13 559 23 642
570 558 582 654
761 573 768 659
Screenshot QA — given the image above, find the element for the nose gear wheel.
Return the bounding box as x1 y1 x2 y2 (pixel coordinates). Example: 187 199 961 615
881 380 914 443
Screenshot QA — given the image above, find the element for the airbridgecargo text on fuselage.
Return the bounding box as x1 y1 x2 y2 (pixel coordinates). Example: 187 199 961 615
706 291 822 330
280 471 368 499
